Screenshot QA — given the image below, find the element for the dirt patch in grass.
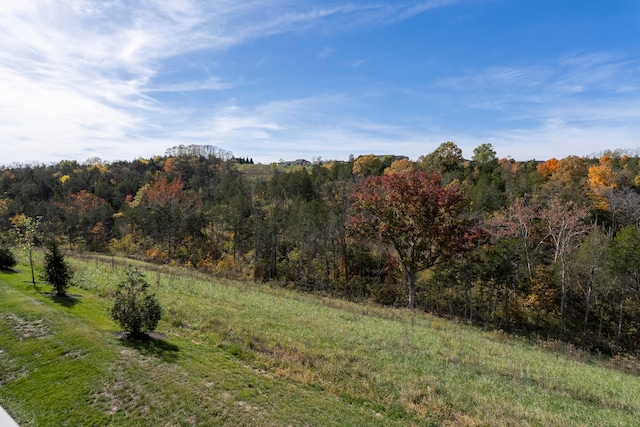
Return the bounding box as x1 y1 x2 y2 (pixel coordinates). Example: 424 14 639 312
0 349 29 386
92 347 152 416
92 372 147 416
2 312 51 340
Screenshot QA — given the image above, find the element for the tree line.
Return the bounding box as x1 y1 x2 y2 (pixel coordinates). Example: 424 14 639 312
3 143 640 354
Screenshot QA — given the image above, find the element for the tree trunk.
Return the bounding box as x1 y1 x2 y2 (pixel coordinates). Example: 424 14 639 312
503 281 510 328
584 286 592 332
406 269 416 309
560 257 567 334
598 310 603 341
486 282 497 327
29 249 35 285
617 295 624 340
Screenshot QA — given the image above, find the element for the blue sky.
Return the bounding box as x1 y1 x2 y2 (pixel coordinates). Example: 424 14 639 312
2 0 640 165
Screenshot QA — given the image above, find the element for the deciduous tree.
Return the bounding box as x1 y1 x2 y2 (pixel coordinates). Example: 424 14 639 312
384 159 415 176
588 155 618 211
353 154 382 177
350 171 471 308
11 214 41 284
608 225 640 341
542 196 591 333
486 197 539 280
137 175 197 258
573 228 610 333
59 190 111 250
537 158 559 179
416 141 463 182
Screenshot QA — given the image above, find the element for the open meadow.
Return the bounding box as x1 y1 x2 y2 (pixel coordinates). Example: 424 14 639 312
1 254 639 426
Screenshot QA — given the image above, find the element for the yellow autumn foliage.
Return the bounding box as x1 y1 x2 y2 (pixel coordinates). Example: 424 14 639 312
587 155 617 210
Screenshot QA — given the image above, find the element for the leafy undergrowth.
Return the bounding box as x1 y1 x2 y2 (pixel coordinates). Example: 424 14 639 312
1 254 639 426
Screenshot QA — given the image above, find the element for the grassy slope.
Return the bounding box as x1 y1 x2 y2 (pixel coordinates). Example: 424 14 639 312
1 254 639 426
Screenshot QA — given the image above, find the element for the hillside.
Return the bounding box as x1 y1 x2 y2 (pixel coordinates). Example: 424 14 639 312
1 254 639 426
5 146 640 353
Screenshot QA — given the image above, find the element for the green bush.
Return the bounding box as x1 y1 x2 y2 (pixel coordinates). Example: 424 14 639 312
0 244 17 270
43 241 73 296
110 267 162 337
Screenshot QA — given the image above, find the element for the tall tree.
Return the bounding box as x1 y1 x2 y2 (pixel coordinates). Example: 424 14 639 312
58 190 111 250
486 197 539 280
471 143 498 168
573 228 610 333
43 241 73 297
537 158 559 180
416 141 464 183
11 214 41 284
608 225 640 341
350 171 471 308
137 175 196 259
467 143 504 213
588 155 618 214
353 154 384 177
384 159 415 176
542 196 590 333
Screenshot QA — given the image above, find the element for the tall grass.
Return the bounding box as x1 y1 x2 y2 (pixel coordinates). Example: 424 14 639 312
2 253 639 426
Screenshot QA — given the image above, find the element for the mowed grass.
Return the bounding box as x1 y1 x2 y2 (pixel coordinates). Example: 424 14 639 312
1 253 639 426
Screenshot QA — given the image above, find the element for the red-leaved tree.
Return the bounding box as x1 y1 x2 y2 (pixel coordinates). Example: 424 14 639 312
350 171 471 308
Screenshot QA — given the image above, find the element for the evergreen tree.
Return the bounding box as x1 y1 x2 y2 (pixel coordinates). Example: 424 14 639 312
110 267 162 337
0 240 17 270
43 241 73 296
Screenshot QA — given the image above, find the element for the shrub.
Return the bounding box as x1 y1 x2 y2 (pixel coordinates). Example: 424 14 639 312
0 244 17 270
110 267 162 337
43 241 73 296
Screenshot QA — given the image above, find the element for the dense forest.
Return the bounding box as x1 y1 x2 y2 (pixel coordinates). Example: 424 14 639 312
3 142 640 355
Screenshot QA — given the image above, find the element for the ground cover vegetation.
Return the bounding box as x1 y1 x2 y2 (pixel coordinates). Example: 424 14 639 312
2 143 640 357
1 254 640 426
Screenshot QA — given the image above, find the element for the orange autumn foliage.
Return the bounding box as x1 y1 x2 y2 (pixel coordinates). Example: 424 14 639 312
587 155 617 210
536 158 559 179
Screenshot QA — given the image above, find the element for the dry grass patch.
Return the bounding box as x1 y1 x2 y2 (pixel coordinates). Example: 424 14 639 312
2 312 51 340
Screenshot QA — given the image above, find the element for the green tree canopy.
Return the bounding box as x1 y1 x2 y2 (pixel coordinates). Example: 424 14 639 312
417 141 464 181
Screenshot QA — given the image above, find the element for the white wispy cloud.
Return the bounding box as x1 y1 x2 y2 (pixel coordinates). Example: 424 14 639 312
5 0 636 166
435 52 640 101
316 46 335 61
390 0 464 24
143 77 234 92
150 95 447 162
1 0 458 163
423 51 640 160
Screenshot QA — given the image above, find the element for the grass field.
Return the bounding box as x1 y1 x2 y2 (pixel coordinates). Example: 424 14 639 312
1 253 639 426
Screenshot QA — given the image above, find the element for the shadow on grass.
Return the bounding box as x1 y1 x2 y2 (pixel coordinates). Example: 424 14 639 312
116 332 180 363
48 293 81 308
0 267 19 274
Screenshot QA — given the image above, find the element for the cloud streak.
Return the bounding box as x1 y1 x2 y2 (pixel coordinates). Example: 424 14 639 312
1 1 639 165
1 0 462 163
